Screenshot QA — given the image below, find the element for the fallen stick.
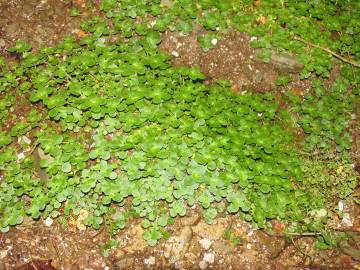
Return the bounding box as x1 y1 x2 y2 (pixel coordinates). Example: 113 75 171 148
294 36 360 68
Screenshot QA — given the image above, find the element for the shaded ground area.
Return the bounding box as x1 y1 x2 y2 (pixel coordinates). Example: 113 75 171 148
0 1 359 270
1 211 359 270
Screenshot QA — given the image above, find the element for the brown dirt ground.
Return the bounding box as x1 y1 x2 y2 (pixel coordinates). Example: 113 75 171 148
0 1 359 270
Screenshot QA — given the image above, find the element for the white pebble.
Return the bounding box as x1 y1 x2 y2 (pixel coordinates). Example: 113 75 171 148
199 238 212 250
203 252 215 264
250 36 257 41
211 38 218 46
144 256 155 266
199 261 207 270
171 50 179 57
44 217 53 227
17 152 25 160
338 201 344 212
246 243 252 249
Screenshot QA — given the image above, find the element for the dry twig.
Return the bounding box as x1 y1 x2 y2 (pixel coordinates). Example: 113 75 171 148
294 36 360 68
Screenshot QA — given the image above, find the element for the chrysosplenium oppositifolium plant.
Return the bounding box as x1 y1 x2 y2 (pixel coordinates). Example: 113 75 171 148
1 0 359 246
0 35 319 245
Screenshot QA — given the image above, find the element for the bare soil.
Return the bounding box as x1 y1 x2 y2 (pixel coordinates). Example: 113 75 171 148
0 1 359 270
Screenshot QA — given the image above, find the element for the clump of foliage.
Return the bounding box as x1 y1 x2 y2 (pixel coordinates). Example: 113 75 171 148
0 0 359 247
0 34 315 244
285 77 356 154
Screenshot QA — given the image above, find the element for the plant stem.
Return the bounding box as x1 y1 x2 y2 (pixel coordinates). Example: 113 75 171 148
294 36 360 68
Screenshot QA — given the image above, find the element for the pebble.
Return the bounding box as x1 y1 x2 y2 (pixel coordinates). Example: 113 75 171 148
203 252 215 264
338 201 344 212
211 38 218 46
171 50 179 57
44 217 53 227
341 213 353 227
17 152 25 160
199 238 212 250
199 260 208 270
144 256 155 266
0 247 10 260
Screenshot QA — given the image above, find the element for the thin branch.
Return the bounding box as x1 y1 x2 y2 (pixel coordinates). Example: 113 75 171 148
294 36 360 68
287 232 322 236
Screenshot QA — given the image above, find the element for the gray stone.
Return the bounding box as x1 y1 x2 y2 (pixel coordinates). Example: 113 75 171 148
255 49 304 73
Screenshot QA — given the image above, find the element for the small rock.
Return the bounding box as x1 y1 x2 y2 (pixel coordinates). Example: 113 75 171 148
341 213 353 227
211 38 218 46
338 201 344 212
203 252 215 264
17 152 25 160
116 257 135 269
254 49 304 73
0 247 9 260
247 229 254 236
199 260 207 270
0 38 5 48
144 256 155 266
165 226 193 263
44 217 53 227
255 71 263 83
171 50 179 57
199 238 212 250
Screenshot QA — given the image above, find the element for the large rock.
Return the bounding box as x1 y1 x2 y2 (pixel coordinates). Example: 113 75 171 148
164 226 193 264
255 49 304 73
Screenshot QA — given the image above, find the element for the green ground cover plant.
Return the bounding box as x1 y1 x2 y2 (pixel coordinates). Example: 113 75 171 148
0 0 359 246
